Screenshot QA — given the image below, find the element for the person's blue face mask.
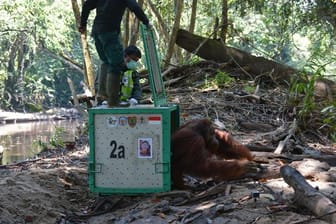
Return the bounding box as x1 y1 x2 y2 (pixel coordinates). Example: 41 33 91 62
126 60 139 71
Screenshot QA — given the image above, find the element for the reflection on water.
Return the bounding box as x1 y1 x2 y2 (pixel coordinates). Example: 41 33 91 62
0 120 81 165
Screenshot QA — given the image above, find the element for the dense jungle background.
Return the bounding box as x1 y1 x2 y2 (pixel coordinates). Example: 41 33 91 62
0 0 335 137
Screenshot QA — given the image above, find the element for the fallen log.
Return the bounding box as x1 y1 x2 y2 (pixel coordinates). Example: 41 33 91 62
280 165 336 223
237 120 275 132
175 29 297 85
252 151 336 166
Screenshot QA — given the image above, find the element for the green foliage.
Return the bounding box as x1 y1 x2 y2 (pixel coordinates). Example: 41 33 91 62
243 85 255 94
25 102 43 112
321 105 336 141
288 60 336 136
288 71 317 122
0 0 86 111
202 70 234 89
32 139 48 151
227 1 335 77
215 70 234 87
33 126 65 150
0 0 335 113
299 76 316 121
49 127 65 148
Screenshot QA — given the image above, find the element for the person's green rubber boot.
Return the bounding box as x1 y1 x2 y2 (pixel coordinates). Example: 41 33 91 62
107 72 121 107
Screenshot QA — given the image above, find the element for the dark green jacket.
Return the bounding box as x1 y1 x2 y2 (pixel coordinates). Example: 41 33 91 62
80 0 149 35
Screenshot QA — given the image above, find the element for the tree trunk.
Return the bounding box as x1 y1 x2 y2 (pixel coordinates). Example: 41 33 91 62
146 0 169 42
17 39 26 105
213 17 219 40
164 0 183 67
189 0 197 34
184 0 198 61
7 36 19 73
176 29 297 85
71 0 95 96
123 10 130 47
220 0 228 43
129 0 144 46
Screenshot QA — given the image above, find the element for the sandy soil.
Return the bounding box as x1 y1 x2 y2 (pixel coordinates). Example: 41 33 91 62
0 146 90 223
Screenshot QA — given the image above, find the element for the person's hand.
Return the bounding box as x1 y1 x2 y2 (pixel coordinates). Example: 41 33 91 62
145 22 153 30
78 26 86 34
129 98 138 106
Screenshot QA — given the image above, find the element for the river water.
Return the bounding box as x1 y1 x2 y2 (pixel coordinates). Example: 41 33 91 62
0 120 82 165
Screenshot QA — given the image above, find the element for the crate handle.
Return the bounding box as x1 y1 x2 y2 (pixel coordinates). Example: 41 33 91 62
154 162 170 174
89 162 103 173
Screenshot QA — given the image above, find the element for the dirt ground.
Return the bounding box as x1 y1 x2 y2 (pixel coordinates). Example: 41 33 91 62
1 61 336 223
0 135 335 224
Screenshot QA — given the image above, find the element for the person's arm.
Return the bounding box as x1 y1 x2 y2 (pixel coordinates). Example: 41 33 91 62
125 0 149 25
79 0 97 33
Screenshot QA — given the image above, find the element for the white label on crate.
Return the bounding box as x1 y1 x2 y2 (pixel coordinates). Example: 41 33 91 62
137 138 153 158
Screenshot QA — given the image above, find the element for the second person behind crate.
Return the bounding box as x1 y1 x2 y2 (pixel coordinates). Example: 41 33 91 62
119 45 143 106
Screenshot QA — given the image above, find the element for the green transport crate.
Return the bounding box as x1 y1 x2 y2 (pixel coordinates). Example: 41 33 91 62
88 25 180 194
